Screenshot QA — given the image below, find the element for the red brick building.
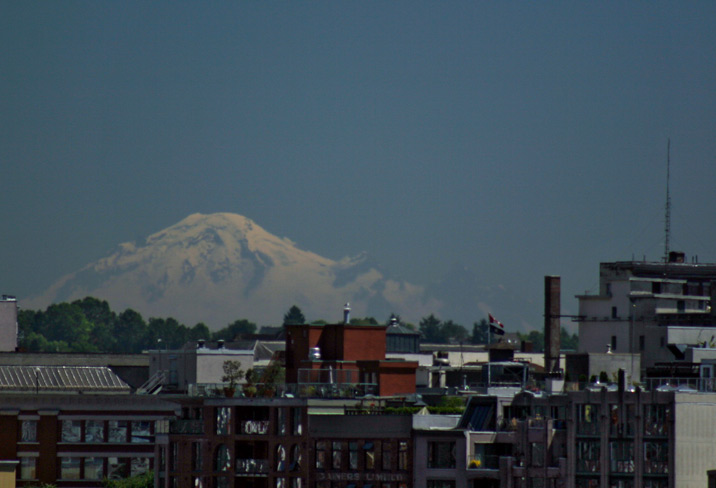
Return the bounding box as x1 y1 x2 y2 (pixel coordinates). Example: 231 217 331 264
285 320 418 397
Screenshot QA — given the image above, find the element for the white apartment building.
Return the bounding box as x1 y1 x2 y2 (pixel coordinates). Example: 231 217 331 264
577 252 716 371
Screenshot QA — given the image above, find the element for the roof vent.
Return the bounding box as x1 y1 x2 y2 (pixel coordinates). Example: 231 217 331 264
197 339 205 349
217 339 225 349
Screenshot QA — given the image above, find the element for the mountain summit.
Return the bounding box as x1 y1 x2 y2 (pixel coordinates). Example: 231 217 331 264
24 213 440 327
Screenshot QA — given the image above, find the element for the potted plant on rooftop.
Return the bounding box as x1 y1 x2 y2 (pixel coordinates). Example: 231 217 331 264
222 360 244 398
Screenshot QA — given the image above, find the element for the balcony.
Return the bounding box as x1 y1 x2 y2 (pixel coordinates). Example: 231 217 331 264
467 455 500 470
169 419 204 435
235 458 269 476
239 420 269 435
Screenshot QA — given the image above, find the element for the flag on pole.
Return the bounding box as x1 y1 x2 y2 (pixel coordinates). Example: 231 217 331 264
489 313 505 336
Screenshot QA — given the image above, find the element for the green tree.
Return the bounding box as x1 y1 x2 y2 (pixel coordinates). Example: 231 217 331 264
114 309 148 353
419 314 442 342
471 319 488 344
103 471 153 488
212 319 257 341
283 305 306 325
350 317 378 325
441 320 468 344
189 322 211 342
561 327 579 350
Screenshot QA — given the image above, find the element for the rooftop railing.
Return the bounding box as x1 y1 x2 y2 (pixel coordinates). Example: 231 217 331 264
643 377 716 392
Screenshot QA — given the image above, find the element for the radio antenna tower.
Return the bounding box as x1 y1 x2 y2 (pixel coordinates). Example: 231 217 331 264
664 138 671 263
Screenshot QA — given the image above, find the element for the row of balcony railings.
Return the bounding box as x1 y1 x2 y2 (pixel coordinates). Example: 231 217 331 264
167 418 272 436
187 381 378 399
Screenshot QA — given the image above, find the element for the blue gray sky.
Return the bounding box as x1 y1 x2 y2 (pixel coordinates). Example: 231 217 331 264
2 2 716 325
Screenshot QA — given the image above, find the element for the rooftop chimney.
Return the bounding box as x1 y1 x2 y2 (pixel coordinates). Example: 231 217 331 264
343 303 351 324
544 276 561 375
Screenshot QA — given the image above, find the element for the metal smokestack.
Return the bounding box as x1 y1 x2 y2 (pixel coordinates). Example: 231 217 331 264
544 276 561 375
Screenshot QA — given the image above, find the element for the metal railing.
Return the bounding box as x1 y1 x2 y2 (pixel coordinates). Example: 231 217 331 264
235 458 269 475
643 377 716 392
467 455 500 470
169 419 204 435
187 382 378 399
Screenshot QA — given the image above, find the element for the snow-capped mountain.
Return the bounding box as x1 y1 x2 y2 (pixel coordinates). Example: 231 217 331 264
23 213 442 328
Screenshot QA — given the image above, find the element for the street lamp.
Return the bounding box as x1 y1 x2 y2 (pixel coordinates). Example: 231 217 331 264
34 367 40 394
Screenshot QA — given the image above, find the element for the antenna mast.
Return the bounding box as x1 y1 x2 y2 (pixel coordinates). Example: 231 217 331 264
664 138 671 263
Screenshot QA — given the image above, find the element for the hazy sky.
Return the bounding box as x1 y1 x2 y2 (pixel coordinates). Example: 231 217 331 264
2 2 716 324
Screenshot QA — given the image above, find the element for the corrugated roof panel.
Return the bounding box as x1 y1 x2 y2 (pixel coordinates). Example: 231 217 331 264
0 366 130 392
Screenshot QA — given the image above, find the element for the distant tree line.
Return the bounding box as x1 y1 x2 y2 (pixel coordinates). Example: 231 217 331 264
18 297 257 354
18 298 578 353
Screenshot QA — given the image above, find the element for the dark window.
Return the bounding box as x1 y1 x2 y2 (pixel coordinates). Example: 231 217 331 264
612 307 618 319
427 441 455 469
677 300 685 312
611 336 617 351
398 441 409 471
639 335 645 351
332 442 342 470
315 441 327 470
652 282 661 294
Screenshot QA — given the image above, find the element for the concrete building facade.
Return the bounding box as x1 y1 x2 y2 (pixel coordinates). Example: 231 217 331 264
577 253 716 373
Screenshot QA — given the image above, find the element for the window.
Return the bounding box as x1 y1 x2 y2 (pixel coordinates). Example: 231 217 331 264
85 457 105 480
610 441 634 473
214 445 231 472
612 307 618 319
19 457 36 480
85 420 105 443
364 441 375 470
644 405 669 436
611 335 617 351
427 441 455 469
577 405 600 435
215 407 231 435
349 441 359 470
291 444 301 471
276 444 287 471
427 482 455 488
192 442 203 471
576 441 600 473
398 441 409 470
382 441 392 470
277 408 286 436
20 420 37 442
60 457 81 479
131 421 151 442
131 457 150 477
108 457 128 479
61 420 82 442
677 300 685 312
315 441 328 469
170 442 178 471
639 335 645 352
109 420 128 443
644 441 668 474
531 442 544 467
329 441 342 470
292 408 302 435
